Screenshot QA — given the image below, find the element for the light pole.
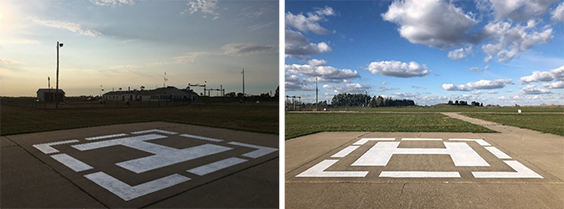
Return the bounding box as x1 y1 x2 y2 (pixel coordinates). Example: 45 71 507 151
55 41 63 109
100 85 104 99
241 68 245 98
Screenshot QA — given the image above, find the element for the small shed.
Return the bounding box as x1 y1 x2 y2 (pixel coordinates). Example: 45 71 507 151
37 88 65 102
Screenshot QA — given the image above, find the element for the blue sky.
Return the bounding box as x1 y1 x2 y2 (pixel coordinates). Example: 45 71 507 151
1 0 278 96
285 0 564 106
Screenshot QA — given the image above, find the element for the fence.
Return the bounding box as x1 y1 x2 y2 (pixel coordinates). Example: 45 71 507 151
0 96 278 110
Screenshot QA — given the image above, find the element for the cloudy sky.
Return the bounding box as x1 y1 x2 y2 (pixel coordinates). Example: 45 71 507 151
1 0 278 97
285 0 564 106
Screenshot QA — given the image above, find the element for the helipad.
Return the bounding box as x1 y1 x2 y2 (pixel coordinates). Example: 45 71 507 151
286 130 564 208
1 122 278 208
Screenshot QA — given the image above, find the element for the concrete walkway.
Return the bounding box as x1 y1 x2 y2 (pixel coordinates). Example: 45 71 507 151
286 113 564 208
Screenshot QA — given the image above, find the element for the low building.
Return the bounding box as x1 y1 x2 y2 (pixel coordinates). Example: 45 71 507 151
103 86 198 102
37 88 65 102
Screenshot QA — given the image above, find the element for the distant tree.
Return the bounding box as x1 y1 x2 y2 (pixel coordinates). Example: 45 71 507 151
237 92 244 97
455 100 459 105
225 92 236 97
448 100 453 105
480 103 483 107
275 86 279 98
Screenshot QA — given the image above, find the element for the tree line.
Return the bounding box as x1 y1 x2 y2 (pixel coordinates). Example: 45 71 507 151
447 100 483 107
331 93 415 108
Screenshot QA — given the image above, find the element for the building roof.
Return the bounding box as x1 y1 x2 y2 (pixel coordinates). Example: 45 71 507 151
37 88 65 93
103 86 194 96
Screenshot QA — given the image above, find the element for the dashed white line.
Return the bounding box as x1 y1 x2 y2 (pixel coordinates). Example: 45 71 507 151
353 138 395 145
472 160 543 178
228 142 277 158
131 129 178 135
84 172 190 201
401 138 442 141
380 171 460 178
331 146 359 158
484 147 511 159
51 154 93 172
449 138 490 146
187 157 247 176
179 134 222 142
33 139 80 154
85 133 127 141
296 160 368 177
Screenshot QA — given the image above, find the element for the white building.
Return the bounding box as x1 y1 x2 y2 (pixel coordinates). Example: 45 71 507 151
103 86 198 102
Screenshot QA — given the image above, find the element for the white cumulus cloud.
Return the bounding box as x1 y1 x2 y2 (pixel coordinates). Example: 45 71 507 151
489 0 559 21
286 64 360 83
551 2 564 22
542 81 564 89
286 6 335 34
323 83 371 93
520 65 564 83
448 45 473 60
442 79 513 91
521 84 552 94
367 61 431 78
481 20 553 63
285 29 332 56
381 0 480 49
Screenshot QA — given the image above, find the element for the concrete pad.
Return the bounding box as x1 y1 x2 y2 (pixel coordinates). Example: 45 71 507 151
2 122 278 208
1 145 106 208
286 131 564 208
1 136 17 147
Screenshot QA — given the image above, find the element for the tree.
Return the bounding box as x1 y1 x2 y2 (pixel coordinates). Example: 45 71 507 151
448 100 453 105
454 100 459 105
225 92 236 97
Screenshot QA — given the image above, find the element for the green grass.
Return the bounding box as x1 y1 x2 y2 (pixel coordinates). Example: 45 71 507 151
461 113 564 136
328 106 564 113
285 113 496 139
1 104 278 136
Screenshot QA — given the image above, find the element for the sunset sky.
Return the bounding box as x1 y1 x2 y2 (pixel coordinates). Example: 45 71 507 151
285 0 564 106
1 0 279 97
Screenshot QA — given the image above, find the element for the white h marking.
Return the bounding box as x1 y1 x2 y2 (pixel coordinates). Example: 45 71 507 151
352 142 489 167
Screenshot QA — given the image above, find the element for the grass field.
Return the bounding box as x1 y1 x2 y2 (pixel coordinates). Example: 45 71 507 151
461 113 564 136
1 104 278 136
285 113 496 139
327 106 564 113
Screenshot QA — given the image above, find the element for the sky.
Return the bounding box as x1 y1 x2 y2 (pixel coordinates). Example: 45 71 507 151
1 0 279 97
285 0 564 106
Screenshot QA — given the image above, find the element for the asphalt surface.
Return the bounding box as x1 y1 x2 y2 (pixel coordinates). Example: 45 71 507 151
286 113 563 208
1 121 278 208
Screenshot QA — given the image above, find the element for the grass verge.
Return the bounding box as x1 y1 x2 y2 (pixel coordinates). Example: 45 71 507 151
461 113 564 136
1 104 278 136
285 113 496 139
328 106 564 113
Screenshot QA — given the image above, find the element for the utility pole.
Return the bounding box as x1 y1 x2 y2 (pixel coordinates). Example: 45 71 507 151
315 77 318 111
163 72 167 87
55 41 63 109
242 68 245 97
